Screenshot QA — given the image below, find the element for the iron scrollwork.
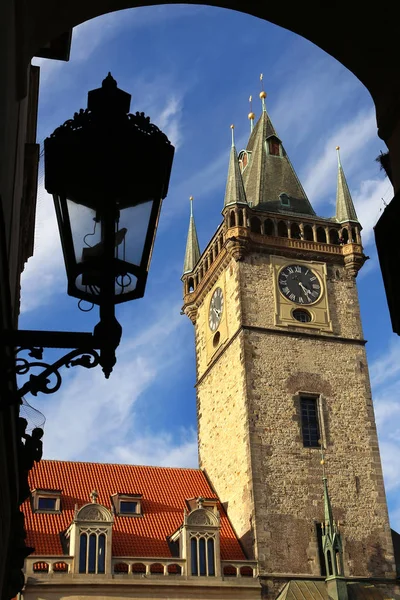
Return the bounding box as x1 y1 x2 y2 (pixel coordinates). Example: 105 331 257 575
14 346 100 398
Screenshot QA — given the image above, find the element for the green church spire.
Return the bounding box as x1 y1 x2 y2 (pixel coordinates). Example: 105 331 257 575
335 146 358 223
320 445 348 600
182 196 200 276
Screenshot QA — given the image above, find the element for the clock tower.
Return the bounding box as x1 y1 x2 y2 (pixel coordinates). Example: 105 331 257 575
182 94 396 593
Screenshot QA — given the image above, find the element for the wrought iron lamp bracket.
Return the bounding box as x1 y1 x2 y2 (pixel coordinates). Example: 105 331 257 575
3 330 101 399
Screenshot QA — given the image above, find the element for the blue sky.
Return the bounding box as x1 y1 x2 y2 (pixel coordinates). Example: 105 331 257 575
22 5 400 529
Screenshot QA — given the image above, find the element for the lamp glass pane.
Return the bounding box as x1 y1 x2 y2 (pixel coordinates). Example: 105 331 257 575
118 199 154 267
67 199 100 265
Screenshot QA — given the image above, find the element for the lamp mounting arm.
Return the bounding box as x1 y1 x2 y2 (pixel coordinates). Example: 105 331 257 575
2 322 120 400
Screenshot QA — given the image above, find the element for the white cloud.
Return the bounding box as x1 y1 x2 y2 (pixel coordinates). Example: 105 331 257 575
111 428 198 468
34 303 195 466
301 108 377 206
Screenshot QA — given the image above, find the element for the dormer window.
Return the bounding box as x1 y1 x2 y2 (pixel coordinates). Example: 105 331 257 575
238 150 249 173
268 137 281 156
111 493 142 516
32 489 61 513
279 193 290 207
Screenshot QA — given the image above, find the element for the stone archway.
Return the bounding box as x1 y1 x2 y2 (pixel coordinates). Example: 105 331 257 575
21 2 400 190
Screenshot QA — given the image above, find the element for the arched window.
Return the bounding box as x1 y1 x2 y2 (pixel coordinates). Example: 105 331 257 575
291 223 301 239
250 217 261 234
191 536 215 576
351 227 357 243
98 534 106 574
335 550 342 575
229 211 236 227
304 224 313 241
330 229 339 244
342 228 349 243
199 538 206 575
238 211 244 226
79 533 87 573
191 538 198 575
316 227 327 243
277 221 288 238
79 531 107 574
88 533 96 573
207 538 215 576
264 219 274 236
188 278 194 293
238 150 248 172
327 550 333 576
268 138 280 156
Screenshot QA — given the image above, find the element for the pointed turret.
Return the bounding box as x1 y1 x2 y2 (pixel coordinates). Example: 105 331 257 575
335 146 358 223
223 125 247 208
182 196 200 276
242 92 315 216
320 446 348 600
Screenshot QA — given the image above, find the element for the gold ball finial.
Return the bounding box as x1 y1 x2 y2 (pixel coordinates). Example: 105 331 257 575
259 90 267 99
189 196 193 201
230 124 235 129
320 459 325 465
248 112 255 120
336 146 340 151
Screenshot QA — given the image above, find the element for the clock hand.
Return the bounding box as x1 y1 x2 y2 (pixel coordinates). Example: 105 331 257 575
299 282 311 297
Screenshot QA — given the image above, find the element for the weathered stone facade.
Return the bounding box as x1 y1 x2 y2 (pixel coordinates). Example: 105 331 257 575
194 249 395 583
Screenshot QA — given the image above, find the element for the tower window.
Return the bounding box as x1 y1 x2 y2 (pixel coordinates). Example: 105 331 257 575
268 139 280 156
300 396 320 447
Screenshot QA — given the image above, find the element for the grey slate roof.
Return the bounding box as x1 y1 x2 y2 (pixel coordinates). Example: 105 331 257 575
182 200 200 275
223 144 247 207
242 109 315 216
336 150 358 223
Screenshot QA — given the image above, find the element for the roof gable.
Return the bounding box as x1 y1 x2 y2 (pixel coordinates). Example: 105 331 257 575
24 460 245 560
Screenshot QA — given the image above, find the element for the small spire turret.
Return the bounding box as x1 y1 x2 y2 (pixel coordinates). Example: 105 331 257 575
223 125 247 208
335 146 358 223
182 196 200 276
320 444 348 600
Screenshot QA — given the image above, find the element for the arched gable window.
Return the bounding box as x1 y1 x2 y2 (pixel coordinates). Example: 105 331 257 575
238 150 248 172
181 500 221 577
71 501 113 575
267 137 281 156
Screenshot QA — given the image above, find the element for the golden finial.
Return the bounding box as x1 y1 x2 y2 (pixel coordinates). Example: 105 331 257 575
248 95 255 121
336 146 340 150
189 195 194 216
336 146 342 167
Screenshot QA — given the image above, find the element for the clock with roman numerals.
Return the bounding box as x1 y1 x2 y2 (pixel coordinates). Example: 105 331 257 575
278 264 321 305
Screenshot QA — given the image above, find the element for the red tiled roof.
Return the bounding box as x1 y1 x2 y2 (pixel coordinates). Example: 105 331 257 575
24 460 245 560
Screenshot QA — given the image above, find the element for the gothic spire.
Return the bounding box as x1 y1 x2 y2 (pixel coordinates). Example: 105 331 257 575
182 196 200 276
320 445 347 600
335 146 358 223
241 93 315 216
223 125 247 208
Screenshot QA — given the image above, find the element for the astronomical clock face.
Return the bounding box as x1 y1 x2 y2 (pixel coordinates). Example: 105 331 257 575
278 264 321 305
209 287 224 331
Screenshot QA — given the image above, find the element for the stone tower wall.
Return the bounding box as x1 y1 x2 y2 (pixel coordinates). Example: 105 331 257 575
195 252 395 578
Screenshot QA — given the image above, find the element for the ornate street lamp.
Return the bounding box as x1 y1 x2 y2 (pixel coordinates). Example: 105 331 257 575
3 74 174 395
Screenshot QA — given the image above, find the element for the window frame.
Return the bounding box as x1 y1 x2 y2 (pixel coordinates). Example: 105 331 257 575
299 394 321 448
32 489 62 514
111 493 143 517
